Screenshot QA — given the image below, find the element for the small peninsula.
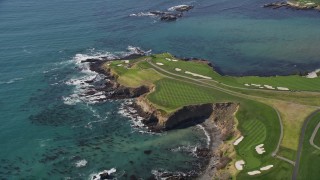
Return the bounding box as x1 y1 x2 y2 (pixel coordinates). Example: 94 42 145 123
87 53 320 179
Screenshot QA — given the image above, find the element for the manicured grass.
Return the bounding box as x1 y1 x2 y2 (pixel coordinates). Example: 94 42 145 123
146 78 235 112
235 75 320 92
314 127 320 147
235 100 281 179
277 146 297 162
237 158 293 180
203 79 320 107
105 54 320 179
104 60 164 87
146 78 282 178
297 112 320 180
266 101 317 152
151 53 320 92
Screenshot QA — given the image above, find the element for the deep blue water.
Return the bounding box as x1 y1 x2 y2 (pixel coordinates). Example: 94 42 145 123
1 0 320 179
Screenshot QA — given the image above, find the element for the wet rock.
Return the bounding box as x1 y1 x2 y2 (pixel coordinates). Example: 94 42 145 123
81 58 101 63
130 175 138 180
160 14 178 21
174 5 194 12
99 172 112 179
144 150 152 155
195 148 211 157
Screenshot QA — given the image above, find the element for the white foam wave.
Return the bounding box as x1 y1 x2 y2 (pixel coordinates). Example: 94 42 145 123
130 12 156 17
118 99 146 129
63 46 150 105
75 159 88 168
170 144 199 157
197 124 211 148
90 168 117 180
0 78 23 85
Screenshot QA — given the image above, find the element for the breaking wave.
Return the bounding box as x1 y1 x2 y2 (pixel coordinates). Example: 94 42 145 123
63 46 151 105
89 168 117 180
129 12 157 17
0 77 23 85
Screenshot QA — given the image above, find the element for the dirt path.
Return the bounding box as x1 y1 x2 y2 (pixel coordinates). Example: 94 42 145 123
147 60 289 163
309 122 320 150
292 110 320 180
146 59 320 178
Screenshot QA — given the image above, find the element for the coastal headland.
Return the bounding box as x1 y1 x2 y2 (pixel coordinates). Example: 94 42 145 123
85 52 320 179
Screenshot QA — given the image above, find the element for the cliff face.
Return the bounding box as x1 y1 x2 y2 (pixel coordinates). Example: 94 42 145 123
135 96 216 130
164 103 213 129
209 103 239 141
135 95 238 133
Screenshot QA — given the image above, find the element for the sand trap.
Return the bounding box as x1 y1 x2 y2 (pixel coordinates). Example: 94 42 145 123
235 160 245 170
172 59 178 62
260 165 273 171
124 60 129 63
244 84 250 87
306 2 315 5
233 136 244 146
306 69 320 78
156 63 164 66
264 85 275 90
251 83 261 87
248 170 261 175
277 87 289 91
165 58 172 61
175 68 181 72
255 144 266 154
117 64 123 67
185 71 212 79
259 87 264 89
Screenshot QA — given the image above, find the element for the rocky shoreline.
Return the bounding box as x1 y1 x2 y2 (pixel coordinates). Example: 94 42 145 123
263 1 320 11
130 5 194 22
83 53 239 179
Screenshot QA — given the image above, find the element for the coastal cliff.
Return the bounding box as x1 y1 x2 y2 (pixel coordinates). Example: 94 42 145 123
88 58 240 179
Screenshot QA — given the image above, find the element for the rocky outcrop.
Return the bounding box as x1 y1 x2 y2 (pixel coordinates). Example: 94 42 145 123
131 5 194 22
209 103 239 140
135 96 215 131
197 103 239 180
173 5 194 12
263 1 320 10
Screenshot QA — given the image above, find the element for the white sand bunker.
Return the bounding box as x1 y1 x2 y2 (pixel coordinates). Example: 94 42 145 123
233 136 244 146
124 60 129 63
264 85 275 90
117 64 123 67
260 165 273 171
244 84 250 87
251 83 261 87
156 63 164 66
165 58 178 62
175 68 181 72
235 160 245 170
277 87 289 91
248 170 261 175
185 71 212 79
255 144 266 154
306 69 320 78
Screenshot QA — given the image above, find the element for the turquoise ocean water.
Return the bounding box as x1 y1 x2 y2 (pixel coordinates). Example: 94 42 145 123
1 0 320 179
